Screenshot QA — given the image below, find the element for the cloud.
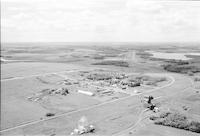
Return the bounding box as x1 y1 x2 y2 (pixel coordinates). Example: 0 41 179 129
1 0 200 42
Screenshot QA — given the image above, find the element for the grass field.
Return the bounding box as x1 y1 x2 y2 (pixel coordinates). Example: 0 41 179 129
1 44 200 136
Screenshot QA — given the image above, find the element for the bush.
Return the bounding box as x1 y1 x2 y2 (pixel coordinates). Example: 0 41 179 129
188 71 194 76
164 60 189 65
87 73 112 80
152 112 200 133
188 121 200 133
163 64 200 74
46 113 55 117
194 77 200 82
149 116 158 121
92 60 129 67
128 82 140 87
159 112 171 118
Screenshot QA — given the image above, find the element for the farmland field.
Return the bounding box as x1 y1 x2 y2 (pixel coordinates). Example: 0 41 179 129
1 43 200 136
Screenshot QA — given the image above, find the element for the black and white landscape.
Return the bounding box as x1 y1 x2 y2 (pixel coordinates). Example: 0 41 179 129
1 0 200 136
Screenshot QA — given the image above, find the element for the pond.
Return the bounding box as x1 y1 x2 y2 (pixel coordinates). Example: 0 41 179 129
146 51 200 60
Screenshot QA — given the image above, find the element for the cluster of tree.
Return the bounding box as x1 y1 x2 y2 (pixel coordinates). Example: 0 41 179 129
150 112 200 133
92 60 129 67
163 64 200 74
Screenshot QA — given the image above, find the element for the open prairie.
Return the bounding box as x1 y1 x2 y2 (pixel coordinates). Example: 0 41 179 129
1 43 200 136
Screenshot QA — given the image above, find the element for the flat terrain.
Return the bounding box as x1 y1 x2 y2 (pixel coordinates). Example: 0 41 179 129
1 44 200 136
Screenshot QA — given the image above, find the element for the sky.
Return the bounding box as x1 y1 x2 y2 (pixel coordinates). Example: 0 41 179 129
1 0 200 43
